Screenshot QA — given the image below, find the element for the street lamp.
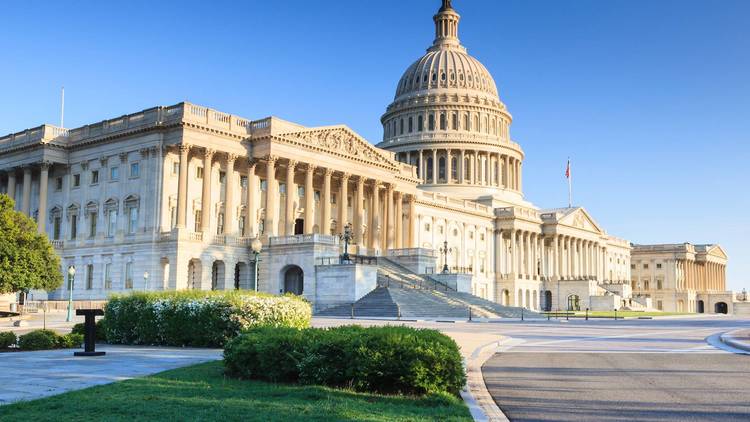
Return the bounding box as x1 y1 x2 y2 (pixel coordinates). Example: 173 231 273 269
339 223 353 263
143 271 150 292
66 266 76 322
439 241 450 274
251 236 263 291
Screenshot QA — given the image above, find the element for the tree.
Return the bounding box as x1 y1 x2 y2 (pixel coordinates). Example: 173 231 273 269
0 194 62 294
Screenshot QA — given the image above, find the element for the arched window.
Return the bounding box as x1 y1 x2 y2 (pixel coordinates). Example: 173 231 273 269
439 113 446 130
452 113 458 130
408 117 413 133
474 115 479 132
464 114 470 131
451 157 458 180
438 157 446 181
426 157 434 181
428 114 435 131
417 115 424 132
399 119 404 135
484 116 489 134
464 157 471 180
124 195 140 235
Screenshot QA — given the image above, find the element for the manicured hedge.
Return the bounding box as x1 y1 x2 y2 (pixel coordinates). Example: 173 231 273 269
72 320 108 342
224 325 466 396
17 329 83 351
104 290 311 347
0 331 17 349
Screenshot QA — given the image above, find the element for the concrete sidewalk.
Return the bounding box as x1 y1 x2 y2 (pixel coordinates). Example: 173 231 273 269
0 345 222 405
720 329 750 352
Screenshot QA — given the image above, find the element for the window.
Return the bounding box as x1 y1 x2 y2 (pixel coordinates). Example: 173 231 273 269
657 300 663 311
298 186 305 197
451 157 458 180
89 213 98 238
219 171 226 185
656 263 662 269
399 119 404 135
314 191 321 202
217 213 225 235
428 114 435 131
425 223 431 231
260 180 267 191
469 232 474 239
196 166 204 179
418 116 424 132
125 262 133 289
91 170 99 184
643 264 649 269
279 183 287 195
480 233 485 241
107 210 118 237
128 207 138 234
70 215 78 239
170 207 177 230
631 264 636 270
438 157 446 180
657 280 663 290
55 177 63 191
438 225 444 235
331 193 336 204
439 113 446 130
104 263 112 289
239 216 246 236
130 162 140 178
194 211 202 232
110 166 119 181
53 216 61 240
452 113 458 130
172 162 179 175
240 176 248 190
73 174 80 187
86 264 94 290
408 117 413 132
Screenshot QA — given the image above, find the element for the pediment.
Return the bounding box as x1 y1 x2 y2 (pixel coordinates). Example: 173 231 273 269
273 126 399 170
707 245 728 260
559 208 604 234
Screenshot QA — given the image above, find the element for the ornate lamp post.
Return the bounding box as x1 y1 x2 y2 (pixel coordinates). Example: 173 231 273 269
251 236 263 291
143 271 150 292
340 223 353 263
66 266 76 322
439 241 450 274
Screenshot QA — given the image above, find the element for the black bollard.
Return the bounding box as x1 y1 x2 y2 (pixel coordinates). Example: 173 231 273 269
468 306 472 322
586 308 589 321
614 308 618 321
351 303 355 319
74 309 105 357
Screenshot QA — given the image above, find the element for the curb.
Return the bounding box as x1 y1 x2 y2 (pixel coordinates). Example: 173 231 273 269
719 330 750 353
461 337 510 422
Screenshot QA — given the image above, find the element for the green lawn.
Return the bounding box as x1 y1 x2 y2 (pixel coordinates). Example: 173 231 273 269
0 361 471 422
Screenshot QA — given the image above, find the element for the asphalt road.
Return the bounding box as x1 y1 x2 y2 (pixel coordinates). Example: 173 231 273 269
483 318 750 422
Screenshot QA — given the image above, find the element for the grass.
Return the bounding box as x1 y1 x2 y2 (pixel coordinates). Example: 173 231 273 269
0 361 472 422
544 311 692 318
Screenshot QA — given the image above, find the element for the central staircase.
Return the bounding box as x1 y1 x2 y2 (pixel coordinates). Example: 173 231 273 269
317 257 536 319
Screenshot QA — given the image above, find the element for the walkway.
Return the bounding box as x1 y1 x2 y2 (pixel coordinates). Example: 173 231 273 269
0 345 222 405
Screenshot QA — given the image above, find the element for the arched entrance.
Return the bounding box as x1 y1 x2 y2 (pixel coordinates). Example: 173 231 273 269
188 259 202 290
567 295 581 311
714 302 728 314
235 262 249 290
211 261 225 291
283 266 304 295
697 300 705 314
543 290 552 312
501 289 510 306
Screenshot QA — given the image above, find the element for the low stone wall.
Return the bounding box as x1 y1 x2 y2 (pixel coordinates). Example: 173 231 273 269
734 302 750 317
314 264 377 312
589 295 620 311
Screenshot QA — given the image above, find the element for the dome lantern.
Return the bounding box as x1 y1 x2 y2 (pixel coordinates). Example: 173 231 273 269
431 0 461 51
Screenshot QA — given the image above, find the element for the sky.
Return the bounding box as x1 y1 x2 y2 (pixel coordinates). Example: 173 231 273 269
1 0 748 291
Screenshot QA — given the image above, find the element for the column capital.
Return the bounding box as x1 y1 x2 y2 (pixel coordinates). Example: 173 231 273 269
139 148 151 159
306 163 317 173
385 183 394 193
119 152 129 163
340 172 351 181
357 176 366 187
287 159 298 169
226 153 239 164
178 143 192 153
324 167 334 177
39 161 52 171
204 148 216 159
265 155 279 165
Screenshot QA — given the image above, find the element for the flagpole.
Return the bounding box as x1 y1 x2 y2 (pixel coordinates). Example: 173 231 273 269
567 158 572 208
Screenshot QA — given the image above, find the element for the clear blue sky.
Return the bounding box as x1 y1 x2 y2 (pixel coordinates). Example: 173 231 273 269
2 1 748 291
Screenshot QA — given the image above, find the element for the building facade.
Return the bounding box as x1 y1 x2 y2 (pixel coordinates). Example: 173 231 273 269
0 1 729 314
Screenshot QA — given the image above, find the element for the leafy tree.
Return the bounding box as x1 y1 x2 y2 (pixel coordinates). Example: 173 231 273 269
0 194 62 294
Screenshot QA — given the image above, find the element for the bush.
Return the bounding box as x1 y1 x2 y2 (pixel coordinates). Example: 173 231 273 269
224 325 466 396
0 331 17 348
59 333 84 348
18 329 59 350
104 290 311 347
71 319 107 342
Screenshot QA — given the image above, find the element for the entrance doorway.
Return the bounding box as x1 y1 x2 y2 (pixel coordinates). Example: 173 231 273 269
543 290 552 311
294 219 304 235
567 295 581 311
697 300 705 313
714 302 728 314
283 266 304 295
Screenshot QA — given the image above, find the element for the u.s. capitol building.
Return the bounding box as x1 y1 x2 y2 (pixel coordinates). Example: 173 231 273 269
0 1 731 315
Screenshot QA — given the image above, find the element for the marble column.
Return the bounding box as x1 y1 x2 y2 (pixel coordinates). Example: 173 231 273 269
338 173 350 235
355 177 365 243
225 154 237 235
386 184 395 249
21 166 32 215
246 160 258 237
6 170 16 205
503 155 509 189
175 144 190 229
37 163 50 234
322 168 332 235
419 150 425 181
552 235 560 279
284 160 297 236
304 164 316 234
432 150 438 184
459 150 465 184
371 182 381 252
395 191 403 249
264 156 278 237
495 154 502 187
201 149 214 234
446 150 452 183
494 229 503 276
407 195 416 248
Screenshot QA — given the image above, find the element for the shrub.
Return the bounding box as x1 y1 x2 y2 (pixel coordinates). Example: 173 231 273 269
104 290 311 347
59 333 84 348
224 325 466 396
18 329 60 351
71 319 107 342
0 331 17 348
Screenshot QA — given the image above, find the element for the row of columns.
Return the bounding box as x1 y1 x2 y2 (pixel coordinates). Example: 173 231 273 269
677 259 726 292
4 164 50 234
398 149 521 190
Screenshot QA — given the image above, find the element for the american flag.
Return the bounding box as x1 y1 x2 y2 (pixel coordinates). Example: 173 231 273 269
565 159 571 179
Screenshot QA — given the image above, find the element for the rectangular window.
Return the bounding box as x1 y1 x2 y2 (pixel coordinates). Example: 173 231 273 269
194 210 202 232
107 211 117 237
331 193 336 204
104 263 112 289
656 263 662 269
172 162 179 175
657 300 663 311
298 186 305 198
631 264 636 269
217 213 225 235
279 183 287 195
260 180 267 191
130 162 140 178
110 166 119 181
128 207 138 234
91 170 99 184
643 264 649 269
53 217 61 240
86 264 94 290
314 191 321 202
240 176 248 189
219 171 226 184
239 217 245 237
73 174 81 187
196 166 204 179
70 215 78 239
55 177 63 191
125 262 133 289
89 213 97 238
170 207 177 229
